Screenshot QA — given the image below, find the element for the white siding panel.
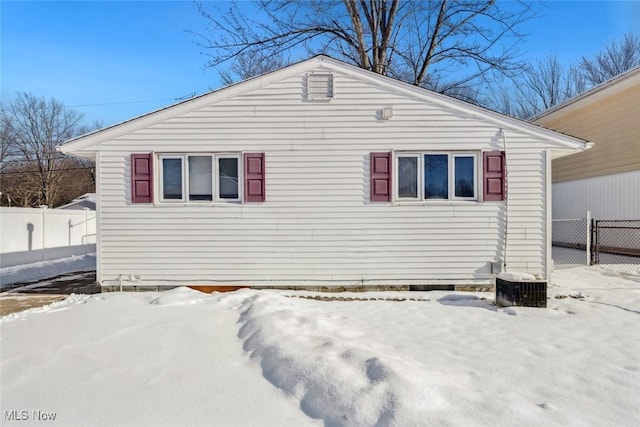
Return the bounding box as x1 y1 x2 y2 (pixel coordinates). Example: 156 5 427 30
552 170 640 220
95 68 549 286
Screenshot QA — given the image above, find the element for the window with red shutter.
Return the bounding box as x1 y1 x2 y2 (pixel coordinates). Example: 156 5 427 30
131 153 153 203
395 153 477 201
483 151 506 201
370 152 392 202
244 153 265 202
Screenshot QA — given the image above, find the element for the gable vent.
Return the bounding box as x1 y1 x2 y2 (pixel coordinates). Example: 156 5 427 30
306 72 333 101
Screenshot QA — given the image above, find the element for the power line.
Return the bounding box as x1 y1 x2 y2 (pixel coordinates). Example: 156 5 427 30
67 98 176 108
67 93 198 108
0 166 94 175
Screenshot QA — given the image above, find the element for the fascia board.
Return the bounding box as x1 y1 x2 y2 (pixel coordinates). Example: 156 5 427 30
531 66 640 121
319 57 590 151
61 54 590 154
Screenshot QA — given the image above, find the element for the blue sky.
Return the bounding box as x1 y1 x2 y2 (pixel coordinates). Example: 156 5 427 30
2 1 639 126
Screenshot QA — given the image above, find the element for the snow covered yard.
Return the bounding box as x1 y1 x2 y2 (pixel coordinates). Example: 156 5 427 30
0 253 96 288
1 267 639 427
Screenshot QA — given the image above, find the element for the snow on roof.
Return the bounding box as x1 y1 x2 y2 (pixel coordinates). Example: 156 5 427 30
56 193 96 210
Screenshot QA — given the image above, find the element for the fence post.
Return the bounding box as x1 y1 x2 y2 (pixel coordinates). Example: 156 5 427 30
586 210 591 266
593 219 599 265
41 205 47 261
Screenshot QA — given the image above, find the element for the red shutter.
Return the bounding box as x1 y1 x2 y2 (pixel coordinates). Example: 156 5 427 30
370 152 392 202
483 151 506 201
244 153 265 202
131 153 153 203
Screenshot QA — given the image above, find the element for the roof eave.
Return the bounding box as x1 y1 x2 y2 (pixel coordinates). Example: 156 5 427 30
61 55 591 155
531 66 640 121
318 57 590 151
60 56 333 154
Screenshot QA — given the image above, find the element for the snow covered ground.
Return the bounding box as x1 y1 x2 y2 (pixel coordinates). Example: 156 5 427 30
553 246 640 275
1 266 639 426
0 253 96 287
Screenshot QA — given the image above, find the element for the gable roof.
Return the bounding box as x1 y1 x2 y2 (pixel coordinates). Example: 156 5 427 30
531 66 640 121
56 193 96 210
60 55 589 154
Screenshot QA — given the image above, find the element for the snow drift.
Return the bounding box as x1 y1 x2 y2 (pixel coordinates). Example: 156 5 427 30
2 267 639 426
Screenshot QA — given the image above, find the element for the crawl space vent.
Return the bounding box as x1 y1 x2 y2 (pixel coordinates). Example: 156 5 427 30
307 73 334 101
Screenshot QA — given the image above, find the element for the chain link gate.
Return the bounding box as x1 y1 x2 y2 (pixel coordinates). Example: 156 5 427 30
592 220 640 275
552 214 640 275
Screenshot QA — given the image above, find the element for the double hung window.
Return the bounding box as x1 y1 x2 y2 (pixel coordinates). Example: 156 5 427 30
396 153 478 201
159 154 241 202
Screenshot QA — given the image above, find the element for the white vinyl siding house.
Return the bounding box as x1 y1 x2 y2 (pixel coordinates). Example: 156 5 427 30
61 56 589 289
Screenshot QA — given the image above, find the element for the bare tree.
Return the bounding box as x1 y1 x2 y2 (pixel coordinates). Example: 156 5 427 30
488 33 640 118
485 55 586 118
0 93 96 207
516 55 586 117
485 86 528 119
0 111 17 171
218 50 289 85
193 0 538 99
580 32 640 86
0 157 94 208
1 162 45 207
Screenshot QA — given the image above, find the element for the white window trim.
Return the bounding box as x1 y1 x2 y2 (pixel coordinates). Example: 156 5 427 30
215 154 242 202
423 151 451 201
396 153 420 201
394 152 479 202
157 153 242 204
159 155 185 203
187 155 214 202
452 153 478 201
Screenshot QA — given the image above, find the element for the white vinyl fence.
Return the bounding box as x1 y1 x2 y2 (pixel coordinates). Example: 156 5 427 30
0 206 96 268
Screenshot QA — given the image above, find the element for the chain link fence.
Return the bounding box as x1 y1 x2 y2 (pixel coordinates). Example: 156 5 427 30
593 220 640 275
552 215 640 275
552 218 590 269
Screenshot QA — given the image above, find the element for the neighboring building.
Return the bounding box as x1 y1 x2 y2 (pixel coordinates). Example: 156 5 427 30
57 193 96 210
60 56 588 290
532 67 640 220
